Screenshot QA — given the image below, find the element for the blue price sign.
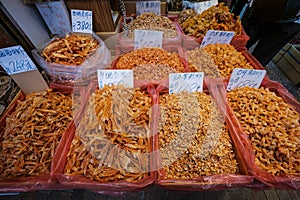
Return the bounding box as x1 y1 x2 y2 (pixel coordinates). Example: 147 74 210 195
201 30 235 47
71 9 92 33
227 68 266 91
136 1 161 16
0 45 37 75
169 72 204 94
97 70 134 88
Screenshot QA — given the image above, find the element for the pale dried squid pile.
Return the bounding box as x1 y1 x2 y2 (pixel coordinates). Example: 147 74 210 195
0 89 72 179
127 12 178 39
228 87 300 175
64 85 152 182
158 91 238 179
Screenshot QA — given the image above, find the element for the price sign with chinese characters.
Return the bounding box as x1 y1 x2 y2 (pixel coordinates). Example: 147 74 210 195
0 45 48 94
227 68 266 91
200 30 235 47
169 72 204 94
97 70 134 88
134 29 163 49
0 45 37 75
194 0 218 14
136 1 161 16
71 9 92 33
35 0 71 35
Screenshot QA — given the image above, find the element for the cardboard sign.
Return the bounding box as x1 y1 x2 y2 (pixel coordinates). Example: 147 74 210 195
97 70 133 88
136 1 161 16
227 68 266 91
169 72 204 94
194 0 218 15
0 45 48 94
0 45 37 75
35 0 71 35
200 30 235 47
71 9 93 33
134 29 163 49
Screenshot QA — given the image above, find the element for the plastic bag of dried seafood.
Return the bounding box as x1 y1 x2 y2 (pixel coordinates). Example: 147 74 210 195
118 13 183 46
52 81 158 193
219 78 300 190
32 32 111 86
112 45 188 87
154 78 254 191
0 86 74 192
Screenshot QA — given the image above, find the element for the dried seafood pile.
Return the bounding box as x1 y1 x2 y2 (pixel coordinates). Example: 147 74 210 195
42 33 99 66
228 87 300 175
158 91 238 179
115 47 185 73
65 85 152 182
0 90 72 179
126 12 178 39
179 3 242 38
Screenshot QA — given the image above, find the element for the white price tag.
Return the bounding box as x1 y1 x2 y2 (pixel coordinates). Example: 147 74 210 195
134 29 163 49
36 1 71 35
227 68 266 91
71 9 92 33
194 0 218 15
136 1 161 16
0 45 37 75
97 70 134 88
200 30 235 47
169 72 204 94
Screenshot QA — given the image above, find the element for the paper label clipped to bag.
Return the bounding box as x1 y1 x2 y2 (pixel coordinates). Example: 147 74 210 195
169 72 204 94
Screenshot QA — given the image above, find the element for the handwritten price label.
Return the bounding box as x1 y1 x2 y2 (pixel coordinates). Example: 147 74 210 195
97 70 133 88
0 45 37 75
136 1 161 16
71 9 92 33
134 29 163 49
227 68 266 91
194 0 218 14
200 30 235 47
36 1 71 35
169 72 204 94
